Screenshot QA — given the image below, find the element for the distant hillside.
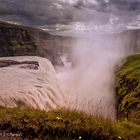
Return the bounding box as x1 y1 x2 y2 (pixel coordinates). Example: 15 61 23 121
0 21 75 66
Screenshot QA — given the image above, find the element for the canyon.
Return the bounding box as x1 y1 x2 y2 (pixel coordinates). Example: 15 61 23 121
0 21 140 120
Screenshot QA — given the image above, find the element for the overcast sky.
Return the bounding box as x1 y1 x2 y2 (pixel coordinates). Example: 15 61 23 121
0 0 140 28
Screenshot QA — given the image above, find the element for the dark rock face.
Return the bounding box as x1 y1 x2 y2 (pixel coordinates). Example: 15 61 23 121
0 21 75 66
0 22 38 56
0 60 39 68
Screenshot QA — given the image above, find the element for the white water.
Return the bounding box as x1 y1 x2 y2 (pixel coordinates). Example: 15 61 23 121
0 56 64 110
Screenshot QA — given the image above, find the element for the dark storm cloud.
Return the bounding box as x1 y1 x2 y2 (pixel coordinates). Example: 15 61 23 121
0 0 139 26
109 0 140 11
0 0 74 25
73 0 140 13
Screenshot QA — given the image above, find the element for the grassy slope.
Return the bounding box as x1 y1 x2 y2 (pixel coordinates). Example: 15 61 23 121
0 107 140 140
115 54 140 124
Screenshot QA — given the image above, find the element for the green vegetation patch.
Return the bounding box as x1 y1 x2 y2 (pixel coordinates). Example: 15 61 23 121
0 107 140 140
115 54 140 124
0 21 45 57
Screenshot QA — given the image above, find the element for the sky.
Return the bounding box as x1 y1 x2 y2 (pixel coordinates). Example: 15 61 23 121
0 0 140 32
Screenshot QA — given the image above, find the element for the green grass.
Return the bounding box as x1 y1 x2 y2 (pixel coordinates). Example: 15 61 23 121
115 54 140 124
0 107 140 140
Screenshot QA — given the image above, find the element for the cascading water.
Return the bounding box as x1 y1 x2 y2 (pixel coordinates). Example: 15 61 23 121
0 56 65 110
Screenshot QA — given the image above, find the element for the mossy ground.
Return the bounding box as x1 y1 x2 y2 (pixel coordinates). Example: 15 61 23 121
0 107 140 140
115 54 140 124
